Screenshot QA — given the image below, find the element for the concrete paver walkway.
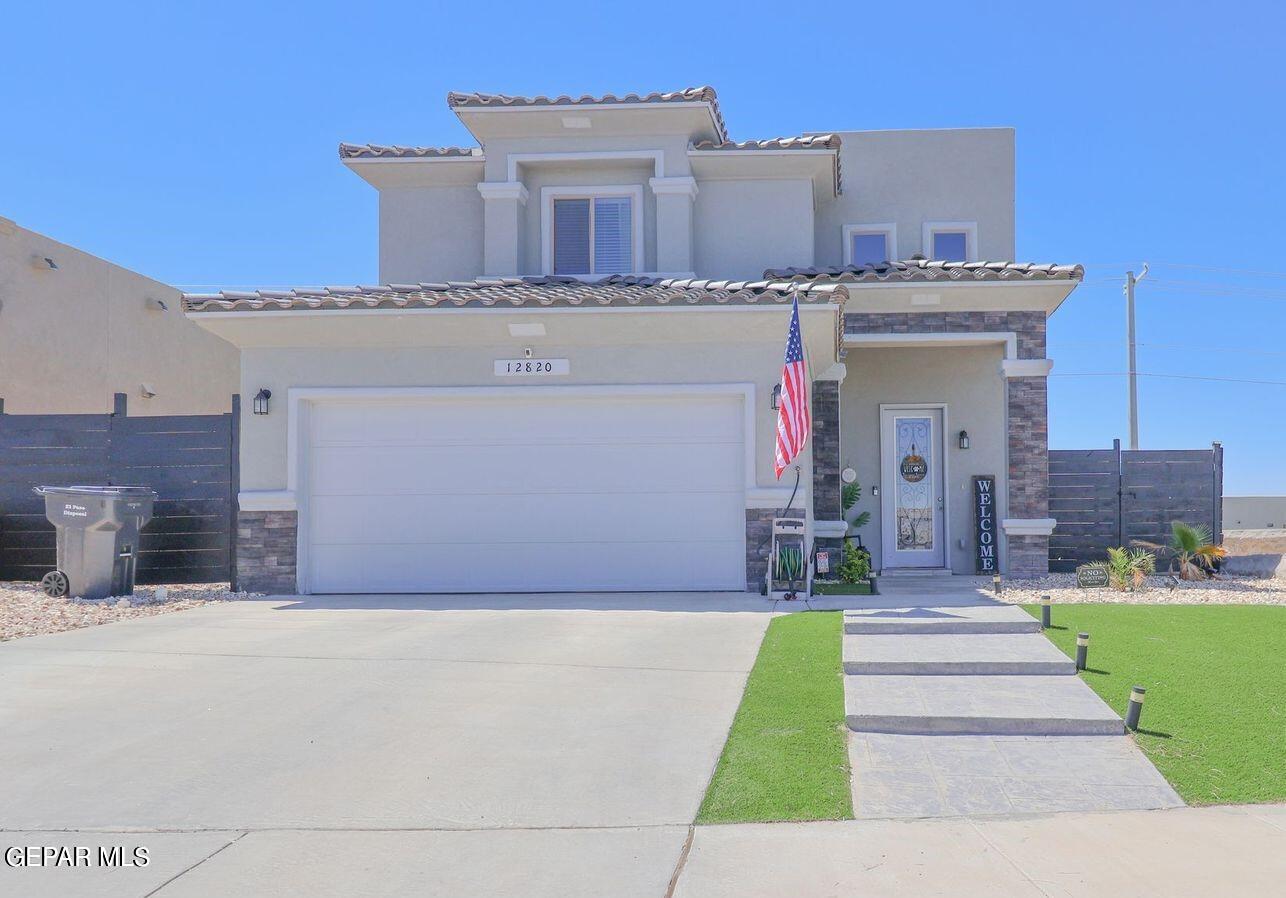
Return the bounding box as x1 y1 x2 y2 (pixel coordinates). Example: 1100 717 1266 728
841 577 1181 817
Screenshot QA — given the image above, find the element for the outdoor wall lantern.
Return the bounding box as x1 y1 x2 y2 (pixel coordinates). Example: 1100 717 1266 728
770 383 782 410
253 389 272 416
958 430 971 450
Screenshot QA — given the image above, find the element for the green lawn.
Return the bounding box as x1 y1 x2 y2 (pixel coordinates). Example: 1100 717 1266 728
1025 603 1286 805
811 581 872 596
698 611 852 823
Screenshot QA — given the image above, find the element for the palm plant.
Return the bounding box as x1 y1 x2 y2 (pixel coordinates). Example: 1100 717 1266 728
842 482 870 533
1169 521 1227 580
1088 546 1156 591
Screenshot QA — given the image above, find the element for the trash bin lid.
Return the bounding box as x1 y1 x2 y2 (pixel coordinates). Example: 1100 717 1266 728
34 485 158 499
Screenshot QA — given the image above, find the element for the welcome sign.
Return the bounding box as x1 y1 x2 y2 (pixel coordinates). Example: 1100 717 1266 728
973 476 997 574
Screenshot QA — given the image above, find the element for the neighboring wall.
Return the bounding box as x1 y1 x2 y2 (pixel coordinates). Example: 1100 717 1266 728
813 128 1016 266
379 186 484 284
840 344 1008 575
694 179 815 280
0 219 239 415
1224 496 1286 530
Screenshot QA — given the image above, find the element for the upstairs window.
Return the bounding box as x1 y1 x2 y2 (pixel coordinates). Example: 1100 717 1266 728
924 222 977 262
546 189 640 276
843 224 896 267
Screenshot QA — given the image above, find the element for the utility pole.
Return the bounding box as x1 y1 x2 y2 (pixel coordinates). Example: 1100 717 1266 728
1125 263 1148 450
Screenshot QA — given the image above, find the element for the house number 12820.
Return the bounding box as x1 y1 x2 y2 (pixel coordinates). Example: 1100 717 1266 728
494 358 570 377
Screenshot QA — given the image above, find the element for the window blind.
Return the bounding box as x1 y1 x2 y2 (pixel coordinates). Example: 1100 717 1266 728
592 196 632 274
553 198 591 274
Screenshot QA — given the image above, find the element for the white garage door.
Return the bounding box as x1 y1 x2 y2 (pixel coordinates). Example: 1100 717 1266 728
303 391 746 593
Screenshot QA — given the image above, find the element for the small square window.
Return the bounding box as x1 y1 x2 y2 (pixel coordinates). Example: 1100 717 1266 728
851 232 889 266
932 231 968 261
843 224 896 267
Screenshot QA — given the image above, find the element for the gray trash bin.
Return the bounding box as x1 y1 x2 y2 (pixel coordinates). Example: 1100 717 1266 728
34 485 157 601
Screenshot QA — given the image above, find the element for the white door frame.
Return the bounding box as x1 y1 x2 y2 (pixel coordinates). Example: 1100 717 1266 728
879 402 949 570
285 383 758 594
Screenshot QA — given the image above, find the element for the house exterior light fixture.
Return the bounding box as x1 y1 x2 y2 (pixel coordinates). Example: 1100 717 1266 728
958 429 970 450
253 389 271 415
771 383 782 410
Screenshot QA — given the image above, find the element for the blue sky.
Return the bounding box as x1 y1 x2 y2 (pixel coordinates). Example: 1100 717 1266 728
3 1 1283 493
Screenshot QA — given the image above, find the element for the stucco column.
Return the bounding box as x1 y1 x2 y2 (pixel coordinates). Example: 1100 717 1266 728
477 181 528 277
811 363 847 573
1001 358 1055 576
648 177 697 275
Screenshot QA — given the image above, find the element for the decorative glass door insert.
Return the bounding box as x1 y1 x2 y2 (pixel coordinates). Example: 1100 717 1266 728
894 416 935 551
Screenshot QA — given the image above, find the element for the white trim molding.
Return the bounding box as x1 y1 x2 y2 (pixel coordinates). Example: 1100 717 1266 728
815 362 848 382
842 222 897 266
476 180 529 205
539 184 646 276
922 220 979 261
812 520 848 539
1001 358 1054 378
1002 518 1057 537
239 489 297 512
507 149 665 182
844 331 1019 360
648 176 698 198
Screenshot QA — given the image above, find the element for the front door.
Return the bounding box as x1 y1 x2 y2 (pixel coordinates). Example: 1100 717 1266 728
880 407 946 569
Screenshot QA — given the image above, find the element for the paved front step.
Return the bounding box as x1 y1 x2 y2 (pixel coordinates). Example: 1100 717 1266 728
844 605 1040 635
843 633 1077 676
845 674 1123 736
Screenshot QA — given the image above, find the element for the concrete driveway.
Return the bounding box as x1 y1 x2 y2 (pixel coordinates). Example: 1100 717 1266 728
0 593 772 897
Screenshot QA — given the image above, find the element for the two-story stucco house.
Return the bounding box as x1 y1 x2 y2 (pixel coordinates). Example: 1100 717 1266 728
185 87 1081 596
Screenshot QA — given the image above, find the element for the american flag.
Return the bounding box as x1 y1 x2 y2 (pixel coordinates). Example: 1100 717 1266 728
774 297 810 478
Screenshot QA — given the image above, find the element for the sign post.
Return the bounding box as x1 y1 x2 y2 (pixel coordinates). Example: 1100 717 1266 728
972 475 997 575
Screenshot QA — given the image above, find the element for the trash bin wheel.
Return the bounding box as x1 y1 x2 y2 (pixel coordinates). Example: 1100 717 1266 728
40 570 70 598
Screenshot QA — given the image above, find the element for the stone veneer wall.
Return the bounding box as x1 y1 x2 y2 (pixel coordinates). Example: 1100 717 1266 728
845 310 1051 576
237 510 298 594
745 508 805 592
811 379 844 567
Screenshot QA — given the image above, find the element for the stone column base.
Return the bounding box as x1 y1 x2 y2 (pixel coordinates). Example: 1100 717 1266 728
237 510 298 594
745 508 805 592
1007 534 1049 577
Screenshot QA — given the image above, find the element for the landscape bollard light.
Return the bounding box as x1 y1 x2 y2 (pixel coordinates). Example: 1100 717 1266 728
993 574 1002 595
1126 686 1146 731
1075 632 1090 671
1040 594 1051 629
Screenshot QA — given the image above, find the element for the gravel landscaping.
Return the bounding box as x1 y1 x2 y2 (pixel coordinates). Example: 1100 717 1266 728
0 582 252 642
1003 573 1286 605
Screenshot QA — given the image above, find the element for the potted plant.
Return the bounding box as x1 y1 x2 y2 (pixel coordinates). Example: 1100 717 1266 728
839 481 876 593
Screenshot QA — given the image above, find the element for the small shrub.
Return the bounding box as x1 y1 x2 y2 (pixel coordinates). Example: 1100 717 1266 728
837 538 871 584
1088 546 1156 591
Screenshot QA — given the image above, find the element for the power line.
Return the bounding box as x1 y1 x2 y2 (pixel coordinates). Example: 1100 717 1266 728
1053 341 1286 357
1051 372 1286 387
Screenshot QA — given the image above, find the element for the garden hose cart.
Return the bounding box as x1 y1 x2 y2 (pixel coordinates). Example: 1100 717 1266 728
768 517 807 600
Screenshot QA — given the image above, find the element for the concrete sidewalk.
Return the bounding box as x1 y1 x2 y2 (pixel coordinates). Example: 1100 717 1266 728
675 804 1286 897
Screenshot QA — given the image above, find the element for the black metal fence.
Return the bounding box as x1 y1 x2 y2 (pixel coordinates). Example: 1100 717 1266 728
1048 439 1223 572
0 394 239 586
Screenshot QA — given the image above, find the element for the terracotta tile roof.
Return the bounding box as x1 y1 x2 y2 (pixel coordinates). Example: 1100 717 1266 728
763 260 1085 283
447 87 728 142
339 143 480 160
691 133 843 195
690 134 841 151
182 274 845 313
